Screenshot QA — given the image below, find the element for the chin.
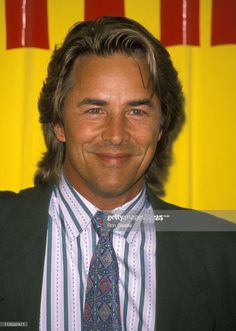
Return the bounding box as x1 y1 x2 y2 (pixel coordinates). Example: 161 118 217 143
93 181 138 198
96 187 127 198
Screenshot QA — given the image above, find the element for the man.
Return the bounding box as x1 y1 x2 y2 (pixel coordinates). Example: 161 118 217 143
0 16 236 331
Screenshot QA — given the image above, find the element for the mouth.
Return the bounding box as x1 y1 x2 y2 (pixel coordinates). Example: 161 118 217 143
95 152 132 165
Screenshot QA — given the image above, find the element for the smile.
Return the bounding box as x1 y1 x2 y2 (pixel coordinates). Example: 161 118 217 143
95 153 132 165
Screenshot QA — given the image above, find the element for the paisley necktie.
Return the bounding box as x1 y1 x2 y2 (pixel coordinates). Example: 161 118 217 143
82 210 122 330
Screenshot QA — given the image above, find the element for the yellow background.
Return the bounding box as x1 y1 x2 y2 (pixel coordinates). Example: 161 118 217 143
0 0 235 210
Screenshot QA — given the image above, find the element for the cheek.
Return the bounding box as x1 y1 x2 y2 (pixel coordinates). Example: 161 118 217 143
133 127 160 150
64 120 98 144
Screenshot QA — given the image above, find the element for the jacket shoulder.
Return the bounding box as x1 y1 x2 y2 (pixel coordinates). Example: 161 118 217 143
0 190 19 224
0 185 53 228
147 187 184 210
0 186 48 204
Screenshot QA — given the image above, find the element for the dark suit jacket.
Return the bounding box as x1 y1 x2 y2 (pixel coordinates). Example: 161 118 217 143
0 185 236 330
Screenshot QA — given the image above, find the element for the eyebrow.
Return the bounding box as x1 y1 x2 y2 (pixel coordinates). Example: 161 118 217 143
127 99 153 107
78 98 108 107
78 98 154 107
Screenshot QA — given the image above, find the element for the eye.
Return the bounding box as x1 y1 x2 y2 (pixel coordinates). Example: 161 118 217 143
129 108 146 116
87 108 103 114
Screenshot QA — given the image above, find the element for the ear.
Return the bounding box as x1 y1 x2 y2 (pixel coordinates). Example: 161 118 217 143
54 124 66 142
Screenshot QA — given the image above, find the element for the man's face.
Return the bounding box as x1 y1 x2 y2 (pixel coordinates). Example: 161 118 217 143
54 54 162 208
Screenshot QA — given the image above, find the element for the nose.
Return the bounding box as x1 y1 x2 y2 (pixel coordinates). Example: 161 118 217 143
101 114 130 145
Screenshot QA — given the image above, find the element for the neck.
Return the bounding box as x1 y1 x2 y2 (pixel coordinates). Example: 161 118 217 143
77 190 142 210
63 173 144 210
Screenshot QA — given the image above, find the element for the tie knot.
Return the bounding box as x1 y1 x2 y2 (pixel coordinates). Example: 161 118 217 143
92 211 113 238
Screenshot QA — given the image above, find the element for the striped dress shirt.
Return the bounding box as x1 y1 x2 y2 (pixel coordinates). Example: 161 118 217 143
39 174 156 330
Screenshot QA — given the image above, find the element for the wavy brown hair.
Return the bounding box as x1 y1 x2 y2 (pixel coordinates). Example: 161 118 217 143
34 16 184 196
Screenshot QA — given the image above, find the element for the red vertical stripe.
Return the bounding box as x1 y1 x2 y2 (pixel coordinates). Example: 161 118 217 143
160 0 199 46
85 0 124 20
5 0 49 49
211 0 236 45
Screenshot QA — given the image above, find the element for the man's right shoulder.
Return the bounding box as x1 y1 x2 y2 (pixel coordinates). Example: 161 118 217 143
0 185 53 227
0 186 43 204
0 190 19 219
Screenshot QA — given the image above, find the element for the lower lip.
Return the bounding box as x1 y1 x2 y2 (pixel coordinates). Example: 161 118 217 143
95 154 131 165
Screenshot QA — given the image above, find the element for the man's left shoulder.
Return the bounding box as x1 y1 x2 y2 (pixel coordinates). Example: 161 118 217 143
146 187 183 211
147 187 236 231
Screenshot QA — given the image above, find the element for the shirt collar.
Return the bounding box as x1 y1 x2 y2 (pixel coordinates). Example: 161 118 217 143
55 173 149 244
54 174 96 241
111 185 149 244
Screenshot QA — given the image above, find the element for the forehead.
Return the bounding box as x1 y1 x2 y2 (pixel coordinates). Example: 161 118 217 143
71 53 153 93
